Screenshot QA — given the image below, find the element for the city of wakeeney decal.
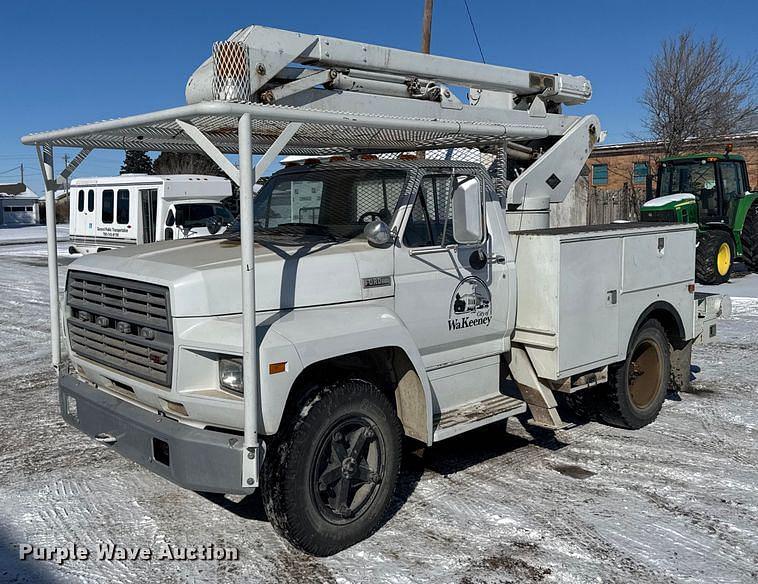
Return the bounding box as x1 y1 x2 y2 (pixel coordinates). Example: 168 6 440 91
448 276 492 331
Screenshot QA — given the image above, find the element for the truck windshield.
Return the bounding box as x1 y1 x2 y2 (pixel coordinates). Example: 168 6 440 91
241 168 408 243
174 203 234 228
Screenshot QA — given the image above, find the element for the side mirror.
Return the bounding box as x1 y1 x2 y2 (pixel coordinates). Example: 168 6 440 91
206 215 225 235
364 219 392 248
452 178 483 245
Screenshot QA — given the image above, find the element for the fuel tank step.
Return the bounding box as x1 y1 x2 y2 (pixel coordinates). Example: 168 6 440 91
432 394 526 442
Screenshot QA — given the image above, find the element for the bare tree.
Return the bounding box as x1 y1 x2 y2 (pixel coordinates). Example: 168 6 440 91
640 31 757 155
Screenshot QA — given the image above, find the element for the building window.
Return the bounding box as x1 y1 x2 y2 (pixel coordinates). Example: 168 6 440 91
633 162 648 185
116 189 130 224
592 164 608 186
102 190 114 223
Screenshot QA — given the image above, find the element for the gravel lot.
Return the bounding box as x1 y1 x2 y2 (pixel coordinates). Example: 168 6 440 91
1 242 756 583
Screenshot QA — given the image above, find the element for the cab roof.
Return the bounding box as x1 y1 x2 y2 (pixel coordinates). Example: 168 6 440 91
661 153 745 163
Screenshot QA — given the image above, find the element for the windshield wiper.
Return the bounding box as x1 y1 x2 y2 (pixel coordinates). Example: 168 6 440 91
277 223 332 232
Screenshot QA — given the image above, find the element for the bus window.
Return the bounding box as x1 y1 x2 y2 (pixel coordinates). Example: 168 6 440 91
116 189 130 224
88 189 95 212
102 190 114 223
77 190 84 212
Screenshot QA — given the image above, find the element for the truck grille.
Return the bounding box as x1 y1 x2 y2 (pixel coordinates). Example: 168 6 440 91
66 271 173 387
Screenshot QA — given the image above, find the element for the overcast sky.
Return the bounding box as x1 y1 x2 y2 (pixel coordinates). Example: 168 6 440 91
1 0 755 195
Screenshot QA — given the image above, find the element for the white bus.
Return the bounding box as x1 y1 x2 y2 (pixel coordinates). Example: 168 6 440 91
68 174 233 254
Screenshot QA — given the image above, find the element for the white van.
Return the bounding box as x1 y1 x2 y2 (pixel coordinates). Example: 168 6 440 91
68 174 234 254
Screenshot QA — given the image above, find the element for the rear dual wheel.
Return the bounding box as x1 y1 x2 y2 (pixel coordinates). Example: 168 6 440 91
597 319 670 429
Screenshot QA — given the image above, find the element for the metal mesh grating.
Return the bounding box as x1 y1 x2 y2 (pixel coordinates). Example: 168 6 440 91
22 102 514 156
212 42 252 102
375 146 507 193
254 165 409 241
251 158 494 248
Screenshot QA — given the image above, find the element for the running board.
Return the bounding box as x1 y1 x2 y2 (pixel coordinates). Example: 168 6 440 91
432 394 526 442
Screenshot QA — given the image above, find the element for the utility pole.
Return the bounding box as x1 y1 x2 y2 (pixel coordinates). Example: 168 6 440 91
421 0 434 54
418 0 434 159
63 154 69 194
20 163 24 185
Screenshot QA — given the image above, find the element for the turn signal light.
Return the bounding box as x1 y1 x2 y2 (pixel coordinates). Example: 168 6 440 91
269 362 287 375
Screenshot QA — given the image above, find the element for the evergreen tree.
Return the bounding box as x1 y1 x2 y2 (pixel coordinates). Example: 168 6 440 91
152 152 224 176
120 151 154 174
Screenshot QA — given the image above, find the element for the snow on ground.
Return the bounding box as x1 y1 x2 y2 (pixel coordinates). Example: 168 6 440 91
0 225 69 246
0 245 756 583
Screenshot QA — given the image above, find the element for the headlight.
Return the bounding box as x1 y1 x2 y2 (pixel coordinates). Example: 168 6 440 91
219 356 243 394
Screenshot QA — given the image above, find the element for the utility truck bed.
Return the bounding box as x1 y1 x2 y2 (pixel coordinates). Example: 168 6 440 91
512 222 697 380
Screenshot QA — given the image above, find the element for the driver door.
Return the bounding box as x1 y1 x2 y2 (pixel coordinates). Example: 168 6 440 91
393 171 510 370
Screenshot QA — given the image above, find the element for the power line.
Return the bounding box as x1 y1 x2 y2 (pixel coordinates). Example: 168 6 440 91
463 0 486 64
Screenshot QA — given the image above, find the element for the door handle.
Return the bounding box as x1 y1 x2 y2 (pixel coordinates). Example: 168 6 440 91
95 432 118 445
492 255 506 264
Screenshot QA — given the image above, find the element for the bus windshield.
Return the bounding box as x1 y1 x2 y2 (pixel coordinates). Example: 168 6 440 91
174 203 234 229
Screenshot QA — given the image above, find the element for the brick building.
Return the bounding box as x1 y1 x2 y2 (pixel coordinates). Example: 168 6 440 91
586 130 758 194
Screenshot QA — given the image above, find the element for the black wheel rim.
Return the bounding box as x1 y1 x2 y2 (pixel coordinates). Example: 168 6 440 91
310 415 385 525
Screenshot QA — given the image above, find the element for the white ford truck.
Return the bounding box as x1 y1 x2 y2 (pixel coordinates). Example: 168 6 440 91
22 25 726 556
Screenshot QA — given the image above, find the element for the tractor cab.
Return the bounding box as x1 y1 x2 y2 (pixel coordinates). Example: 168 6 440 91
645 152 749 224
641 149 757 284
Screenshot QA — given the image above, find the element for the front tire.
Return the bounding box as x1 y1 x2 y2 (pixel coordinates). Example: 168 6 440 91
742 203 758 272
696 230 733 284
598 319 670 429
261 379 402 556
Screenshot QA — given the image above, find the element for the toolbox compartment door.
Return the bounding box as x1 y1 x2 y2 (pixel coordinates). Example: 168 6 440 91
558 237 621 372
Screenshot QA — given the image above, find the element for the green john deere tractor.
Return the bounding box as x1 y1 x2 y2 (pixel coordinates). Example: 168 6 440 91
641 151 758 284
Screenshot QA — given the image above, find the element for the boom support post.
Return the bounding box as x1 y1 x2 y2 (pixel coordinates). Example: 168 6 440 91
239 117 301 488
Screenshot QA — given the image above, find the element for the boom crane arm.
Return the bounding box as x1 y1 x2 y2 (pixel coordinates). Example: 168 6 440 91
185 25 601 228
186 25 592 107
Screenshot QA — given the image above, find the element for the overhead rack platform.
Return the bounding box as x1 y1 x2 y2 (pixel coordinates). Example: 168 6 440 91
21 101 521 155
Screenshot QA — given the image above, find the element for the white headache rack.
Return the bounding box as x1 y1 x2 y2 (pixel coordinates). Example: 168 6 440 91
21 24 600 490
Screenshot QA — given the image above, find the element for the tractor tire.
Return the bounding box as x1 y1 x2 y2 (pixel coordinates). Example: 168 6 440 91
696 230 734 285
597 319 670 430
742 204 758 273
261 379 402 556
